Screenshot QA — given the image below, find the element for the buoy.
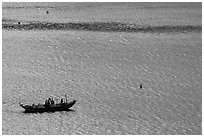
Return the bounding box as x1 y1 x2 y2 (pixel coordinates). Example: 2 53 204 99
140 84 142 89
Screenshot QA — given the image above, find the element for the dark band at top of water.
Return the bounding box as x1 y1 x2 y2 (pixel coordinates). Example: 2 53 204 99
2 20 202 33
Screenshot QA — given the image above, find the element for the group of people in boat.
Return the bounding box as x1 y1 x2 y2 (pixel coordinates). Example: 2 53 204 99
44 98 64 107
29 95 68 108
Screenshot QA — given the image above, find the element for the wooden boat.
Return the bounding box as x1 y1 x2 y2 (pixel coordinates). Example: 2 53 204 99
19 100 76 113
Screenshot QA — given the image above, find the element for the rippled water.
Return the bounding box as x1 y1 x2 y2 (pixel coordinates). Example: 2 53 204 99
2 2 202 135
2 30 202 134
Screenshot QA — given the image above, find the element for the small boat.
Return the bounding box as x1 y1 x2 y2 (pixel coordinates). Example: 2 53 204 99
19 100 76 113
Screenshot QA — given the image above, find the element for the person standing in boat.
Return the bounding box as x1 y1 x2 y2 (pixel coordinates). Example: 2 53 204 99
51 98 54 105
60 99 63 104
47 98 51 107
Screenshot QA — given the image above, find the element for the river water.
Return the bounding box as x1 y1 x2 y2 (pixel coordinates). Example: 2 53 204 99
2 2 202 135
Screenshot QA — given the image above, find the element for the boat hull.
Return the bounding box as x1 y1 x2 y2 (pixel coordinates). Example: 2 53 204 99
20 100 76 113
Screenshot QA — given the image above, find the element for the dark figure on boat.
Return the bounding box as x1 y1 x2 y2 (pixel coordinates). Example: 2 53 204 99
45 98 54 107
61 99 63 104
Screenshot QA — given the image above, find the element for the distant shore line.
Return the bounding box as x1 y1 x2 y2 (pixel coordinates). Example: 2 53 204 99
2 19 201 33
